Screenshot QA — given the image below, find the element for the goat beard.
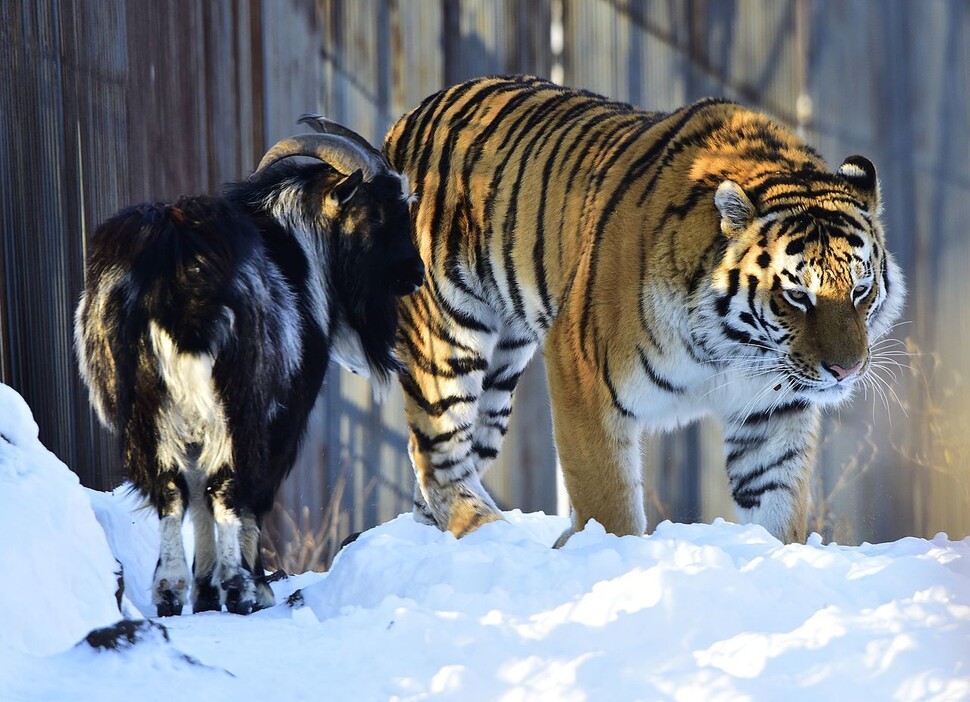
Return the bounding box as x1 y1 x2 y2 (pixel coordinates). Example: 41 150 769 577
334 265 402 385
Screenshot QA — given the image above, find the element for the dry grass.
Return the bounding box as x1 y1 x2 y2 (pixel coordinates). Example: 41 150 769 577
887 340 970 530
260 473 378 574
807 421 878 543
809 337 970 542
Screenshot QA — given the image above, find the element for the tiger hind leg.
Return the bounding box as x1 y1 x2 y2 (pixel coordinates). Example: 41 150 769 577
409 329 538 532
399 292 506 537
403 374 504 537
467 333 538 481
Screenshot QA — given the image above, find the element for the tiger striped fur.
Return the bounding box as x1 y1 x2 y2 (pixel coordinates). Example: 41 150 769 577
383 75 905 545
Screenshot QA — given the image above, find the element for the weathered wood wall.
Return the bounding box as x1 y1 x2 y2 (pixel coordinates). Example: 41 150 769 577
2 0 967 553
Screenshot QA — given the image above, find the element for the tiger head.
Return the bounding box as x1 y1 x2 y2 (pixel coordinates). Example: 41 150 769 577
711 155 906 406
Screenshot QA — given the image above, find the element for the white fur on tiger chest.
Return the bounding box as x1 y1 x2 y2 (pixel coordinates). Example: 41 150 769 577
619 342 790 432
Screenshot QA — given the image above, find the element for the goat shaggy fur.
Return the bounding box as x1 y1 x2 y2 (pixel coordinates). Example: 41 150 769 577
76 155 423 616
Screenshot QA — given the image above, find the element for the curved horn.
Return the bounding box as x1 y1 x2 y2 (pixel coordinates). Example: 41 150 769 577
298 113 389 167
252 134 379 180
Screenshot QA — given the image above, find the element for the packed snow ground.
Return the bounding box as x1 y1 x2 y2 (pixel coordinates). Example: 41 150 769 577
2 382 968 701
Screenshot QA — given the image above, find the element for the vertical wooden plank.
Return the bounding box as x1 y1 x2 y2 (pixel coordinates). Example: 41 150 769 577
62 0 131 489
2 0 966 551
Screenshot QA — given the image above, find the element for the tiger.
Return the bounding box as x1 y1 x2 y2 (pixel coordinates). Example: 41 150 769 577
382 75 905 545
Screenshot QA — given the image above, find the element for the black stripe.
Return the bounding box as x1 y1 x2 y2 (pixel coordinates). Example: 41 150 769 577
580 99 729 351
442 197 488 304
740 400 810 427
448 355 489 375
399 293 479 354
725 435 765 464
413 500 435 521
603 353 636 418
397 321 486 379
732 481 789 510
496 336 535 351
460 78 548 190
556 111 641 271
391 83 453 168
738 311 758 331
433 451 472 470
637 347 686 394
432 277 495 334
411 423 474 452
730 448 800 494
720 320 755 345
659 183 711 222
410 79 490 188
482 97 550 223
466 93 537 307
483 369 521 393
533 99 600 320
686 236 726 299
471 443 499 460
785 237 805 256
746 274 759 311
500 92 578 322
716 267 741 316
880 255 891 301
399 373 477 417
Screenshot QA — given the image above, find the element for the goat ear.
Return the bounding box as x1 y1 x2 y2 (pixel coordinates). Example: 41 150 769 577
837 155 880 212
714 180 755 235
331 169 364 206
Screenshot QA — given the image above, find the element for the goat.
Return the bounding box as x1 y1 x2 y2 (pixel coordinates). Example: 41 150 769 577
75 128 424 616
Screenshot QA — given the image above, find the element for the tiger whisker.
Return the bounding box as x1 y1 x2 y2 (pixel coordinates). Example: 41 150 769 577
862 373 892 421
867 361 900 383
728 373 790 434
868 366 907 418
700 364 787 400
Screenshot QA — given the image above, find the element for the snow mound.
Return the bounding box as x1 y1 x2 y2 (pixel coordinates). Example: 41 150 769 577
0 383 122 656
299 513 970 700
1 378 968 700
87 486 164 619
0 502 967 700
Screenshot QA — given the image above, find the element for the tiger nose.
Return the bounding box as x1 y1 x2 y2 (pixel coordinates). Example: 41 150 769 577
823 360 864 382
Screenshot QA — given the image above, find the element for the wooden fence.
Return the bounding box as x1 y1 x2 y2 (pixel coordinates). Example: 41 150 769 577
2 0 967 556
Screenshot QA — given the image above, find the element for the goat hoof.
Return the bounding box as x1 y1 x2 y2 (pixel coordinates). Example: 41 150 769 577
193 578 221 614
225 595 255 616
253 581 276 612
156 595 184 617
154 578 187 616
222 573 256 615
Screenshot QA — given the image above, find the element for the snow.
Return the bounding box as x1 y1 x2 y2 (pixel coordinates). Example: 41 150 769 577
0 384 121 657
1 381 968 701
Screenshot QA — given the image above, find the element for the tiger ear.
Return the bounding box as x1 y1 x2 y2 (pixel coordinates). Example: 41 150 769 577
837 155 880 212
714 180 755 235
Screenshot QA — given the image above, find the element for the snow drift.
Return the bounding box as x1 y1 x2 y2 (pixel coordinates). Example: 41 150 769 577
0 383 121 656
1 381 968 701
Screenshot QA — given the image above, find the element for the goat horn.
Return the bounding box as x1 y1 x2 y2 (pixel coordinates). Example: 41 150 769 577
252 134 380 180
298 113 389 167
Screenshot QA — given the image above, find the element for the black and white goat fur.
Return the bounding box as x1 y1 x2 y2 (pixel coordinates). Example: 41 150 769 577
75 125 424 616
